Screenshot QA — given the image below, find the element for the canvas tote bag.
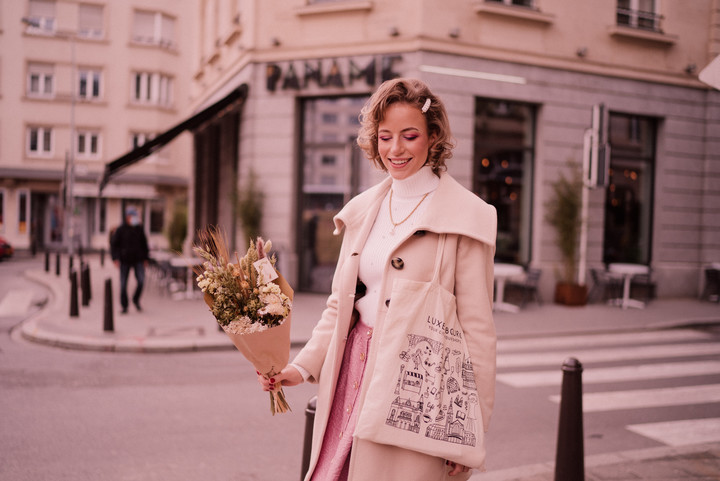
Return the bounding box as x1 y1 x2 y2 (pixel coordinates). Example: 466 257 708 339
355 234 486 468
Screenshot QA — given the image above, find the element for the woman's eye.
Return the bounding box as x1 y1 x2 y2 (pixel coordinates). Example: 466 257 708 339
404 135 418 141
379 137 391 142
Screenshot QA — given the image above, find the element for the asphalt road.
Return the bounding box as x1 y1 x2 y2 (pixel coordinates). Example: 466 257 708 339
2 253 719 480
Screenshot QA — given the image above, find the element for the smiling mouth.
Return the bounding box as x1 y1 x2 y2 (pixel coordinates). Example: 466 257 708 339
389 158 411 166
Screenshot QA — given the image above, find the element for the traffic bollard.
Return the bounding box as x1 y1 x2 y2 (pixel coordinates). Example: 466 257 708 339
56 252 61 276
45 251 50 272
69 270 79 318
68 255 74 278
554 357 584 481
85 264 92 301
100 248 105 266
81 264 91 306
301 396 317 481
104 278 114 332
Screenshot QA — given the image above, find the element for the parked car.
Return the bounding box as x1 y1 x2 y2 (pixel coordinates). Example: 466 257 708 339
0 236 14 260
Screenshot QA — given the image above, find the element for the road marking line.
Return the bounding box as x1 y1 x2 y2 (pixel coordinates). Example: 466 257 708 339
498 342 720 368
498 329 711 353
626 418 720 446
497 361 720 387
549 384 720 411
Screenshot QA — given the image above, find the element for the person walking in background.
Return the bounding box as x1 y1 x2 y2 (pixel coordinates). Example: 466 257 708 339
111 206 149 314
258 78 497 481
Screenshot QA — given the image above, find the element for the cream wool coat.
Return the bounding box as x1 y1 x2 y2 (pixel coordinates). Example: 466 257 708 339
294 172 497 481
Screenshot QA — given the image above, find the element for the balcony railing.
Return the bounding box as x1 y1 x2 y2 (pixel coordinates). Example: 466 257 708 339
616 7 663 32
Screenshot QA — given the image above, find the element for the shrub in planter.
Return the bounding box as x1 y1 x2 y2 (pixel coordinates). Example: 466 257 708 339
545 162 588 305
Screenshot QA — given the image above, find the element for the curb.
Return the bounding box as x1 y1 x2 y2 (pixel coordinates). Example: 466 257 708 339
472 442 720 481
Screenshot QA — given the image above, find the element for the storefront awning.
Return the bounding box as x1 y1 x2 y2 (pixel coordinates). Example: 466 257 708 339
98 84 248 193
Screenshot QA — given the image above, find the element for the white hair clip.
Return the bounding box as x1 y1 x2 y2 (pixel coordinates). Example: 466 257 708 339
421 98 431 113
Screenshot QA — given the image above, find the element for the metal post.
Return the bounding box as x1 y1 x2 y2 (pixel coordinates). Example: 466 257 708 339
100 248 105 266
554 357 585 481
56 252 61 276
81 263 91 306
68 254 74 278
301 396 317 480
45 251 50 272
103 278 114 332
69 270 79 318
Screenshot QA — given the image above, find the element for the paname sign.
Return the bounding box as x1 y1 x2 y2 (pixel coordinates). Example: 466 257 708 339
266 55 403 91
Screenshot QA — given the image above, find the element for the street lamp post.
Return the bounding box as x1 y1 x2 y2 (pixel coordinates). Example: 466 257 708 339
22 17 77 258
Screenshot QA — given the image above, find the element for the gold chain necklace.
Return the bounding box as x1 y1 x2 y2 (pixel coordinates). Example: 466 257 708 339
388 190 430 235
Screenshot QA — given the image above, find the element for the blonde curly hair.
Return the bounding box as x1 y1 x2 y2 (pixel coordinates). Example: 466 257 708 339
357 78 454 175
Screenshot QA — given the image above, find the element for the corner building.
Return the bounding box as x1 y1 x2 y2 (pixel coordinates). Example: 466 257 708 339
192 0 720 298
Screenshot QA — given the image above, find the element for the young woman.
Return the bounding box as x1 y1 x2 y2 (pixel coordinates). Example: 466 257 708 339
259 78 497 481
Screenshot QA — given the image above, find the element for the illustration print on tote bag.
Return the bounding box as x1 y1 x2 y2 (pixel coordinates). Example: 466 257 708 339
385 318 479 446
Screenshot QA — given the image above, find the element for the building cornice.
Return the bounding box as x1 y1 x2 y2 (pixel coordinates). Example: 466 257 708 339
192 36 707 106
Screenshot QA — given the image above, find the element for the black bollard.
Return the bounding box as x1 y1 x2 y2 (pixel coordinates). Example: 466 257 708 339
81 264 91 306
85 264 92 301
301 396 317 481
554 357 585 481
103 278 114 332
100 248 105 266
45 251 50 272
68 255 74 278
69 270 79 318
56 252 61 276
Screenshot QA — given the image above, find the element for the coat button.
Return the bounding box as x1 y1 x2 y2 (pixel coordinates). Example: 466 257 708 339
391 257 404 269
385 298 390 307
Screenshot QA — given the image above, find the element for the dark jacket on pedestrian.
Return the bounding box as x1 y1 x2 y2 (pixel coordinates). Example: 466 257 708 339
111 223 149 264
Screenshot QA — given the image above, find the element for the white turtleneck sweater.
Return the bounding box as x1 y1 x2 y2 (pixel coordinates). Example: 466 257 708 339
291 166 441 381
354 166 440 326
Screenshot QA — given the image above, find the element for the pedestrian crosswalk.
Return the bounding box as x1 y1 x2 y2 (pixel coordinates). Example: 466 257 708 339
496 328 720 448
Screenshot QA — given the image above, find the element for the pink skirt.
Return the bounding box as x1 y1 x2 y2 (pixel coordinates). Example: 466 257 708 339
311 319 373 481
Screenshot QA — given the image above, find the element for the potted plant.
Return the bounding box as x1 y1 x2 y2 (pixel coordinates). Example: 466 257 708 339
545 161 588 306
236 168 264 241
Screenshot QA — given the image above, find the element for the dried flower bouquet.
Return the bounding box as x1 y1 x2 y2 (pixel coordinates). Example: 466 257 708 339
193 227 293 414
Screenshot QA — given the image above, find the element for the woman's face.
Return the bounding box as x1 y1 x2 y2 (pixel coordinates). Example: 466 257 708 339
377 102 434 181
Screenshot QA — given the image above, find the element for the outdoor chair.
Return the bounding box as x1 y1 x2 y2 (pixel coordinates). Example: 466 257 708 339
630 267 657 303
587 267 623 303
504 267 543 308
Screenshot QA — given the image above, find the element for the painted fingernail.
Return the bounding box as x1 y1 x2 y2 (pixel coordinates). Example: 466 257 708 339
270 378 276 383
256 371 260 375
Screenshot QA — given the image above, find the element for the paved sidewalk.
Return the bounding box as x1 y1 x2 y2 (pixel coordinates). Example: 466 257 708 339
16 253 720 480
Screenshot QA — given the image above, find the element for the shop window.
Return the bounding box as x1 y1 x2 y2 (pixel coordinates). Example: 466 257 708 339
27 126 53 157
473 99 536 264
78 4 104 39
89 197 107 234
149 199 164 234
26 0 56 33
617 0 661 31
78 69 102 100
603 113 656 265
27 63 54 98
18 190 30 234
298 95 370 292
132 10 175 48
